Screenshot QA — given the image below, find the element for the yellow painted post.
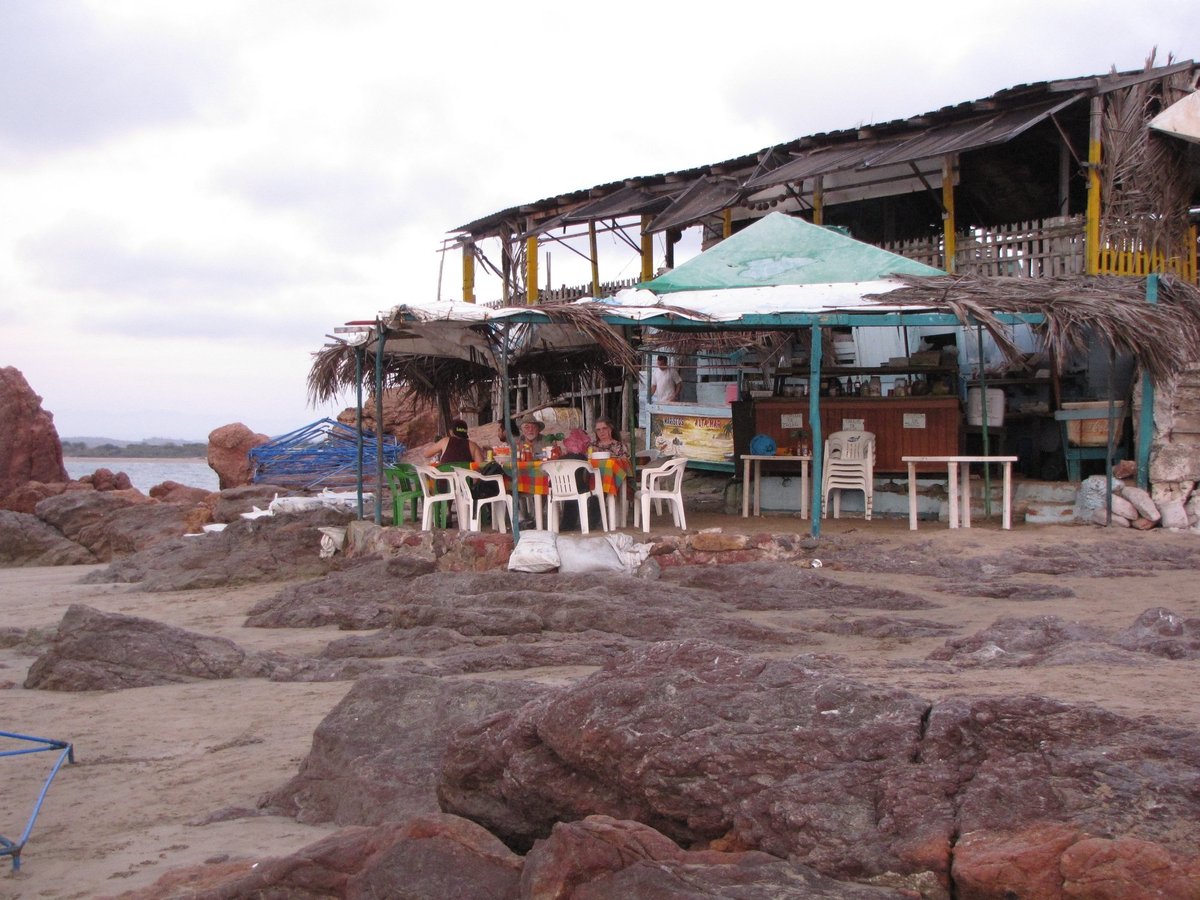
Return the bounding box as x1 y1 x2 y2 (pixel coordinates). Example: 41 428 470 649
640 215 653 282
1086 96 1103 275
942 155 957 274
526 235 538 305
722 209 732 238
462 240 475 304
588 220 600 296
812 176 824 225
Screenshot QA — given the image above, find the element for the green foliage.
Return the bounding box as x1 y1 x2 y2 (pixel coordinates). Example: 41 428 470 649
61 441 208 458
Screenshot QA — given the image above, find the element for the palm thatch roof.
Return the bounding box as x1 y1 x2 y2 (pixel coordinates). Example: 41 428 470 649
865 273 1200 385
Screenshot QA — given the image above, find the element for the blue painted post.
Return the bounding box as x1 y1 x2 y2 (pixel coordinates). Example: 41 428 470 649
1137 275 1158 489
809 322 823 538
500 323 520 542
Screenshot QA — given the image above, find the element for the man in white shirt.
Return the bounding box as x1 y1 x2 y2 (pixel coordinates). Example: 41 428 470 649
650 355 681 403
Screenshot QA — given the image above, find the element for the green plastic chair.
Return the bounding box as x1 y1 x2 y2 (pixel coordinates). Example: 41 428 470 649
384 464 424 526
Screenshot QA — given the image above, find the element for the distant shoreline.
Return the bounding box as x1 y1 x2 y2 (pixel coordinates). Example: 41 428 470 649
65 456 209 464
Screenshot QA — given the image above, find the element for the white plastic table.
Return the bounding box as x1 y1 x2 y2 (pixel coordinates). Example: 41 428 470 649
741 454 811 519
903 455 1019 530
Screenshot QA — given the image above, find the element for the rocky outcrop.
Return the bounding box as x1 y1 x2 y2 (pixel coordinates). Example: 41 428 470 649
0 367 68 510
261 673 548 826
0 510 96 567
112 815 523 900
437 639 1200 895
24 604 275 690
337 386 440 451
84 506 355 590
206 422 269 489
33 488 192 561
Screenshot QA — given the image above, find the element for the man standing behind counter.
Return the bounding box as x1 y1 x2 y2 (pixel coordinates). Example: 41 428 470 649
650 354 682 403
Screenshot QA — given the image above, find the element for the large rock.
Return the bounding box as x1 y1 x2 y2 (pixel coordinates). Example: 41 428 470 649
112 815 522 900
438 639 1200 895
521 816 909 899
262 672 548 826
0 367 68 509
0 509 96 567
207 422 269 489
33 489 192 561
83 506 354 590
337 385 440 451
24 604 275 690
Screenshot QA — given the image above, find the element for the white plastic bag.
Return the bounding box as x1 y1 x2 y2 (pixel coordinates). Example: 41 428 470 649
556 532 652 575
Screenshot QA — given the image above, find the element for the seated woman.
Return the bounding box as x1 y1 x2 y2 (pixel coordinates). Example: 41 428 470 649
588 416 629 458
426 419 485 467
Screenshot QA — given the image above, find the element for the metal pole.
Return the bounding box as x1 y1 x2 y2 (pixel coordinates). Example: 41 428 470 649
808 322 823 538
354 346 364 520
374 321 385 525
977 326 992 518
1136 274 1158 488
500 323 520 541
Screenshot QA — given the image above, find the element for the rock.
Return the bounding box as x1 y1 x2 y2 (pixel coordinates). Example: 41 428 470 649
1187 492 1200 527
84 507 354 591
1159 498 1190 531
1131 516 1158 530
113 815 522 900
206 422 269 489
1112 458 1137 480
24 604 275 690
0 509 96 567
1091 508 1131 527
1117 484 1160 522
77 467 133 491
1110 607 1200 659
261 673 547 826
0 479 69 515
438 639 1200 894
521 816 906 899
149 480 215 506
208 483 289 523
338 386 441 451
0 367 68 510
1108 494 1140 521
927 614 1110 666
33 489 193 561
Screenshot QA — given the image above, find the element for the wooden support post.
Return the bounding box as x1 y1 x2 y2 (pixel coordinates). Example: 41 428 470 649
462 240 475 303
374 321 386 525
808 322 824 538
722 209 732 238
589 221 600 297
1137 274 1158 488
526 235 538 305
942 155 957 273
812 177 824 225
1086 95 1103 275
354 346 364 520
640 215 653 282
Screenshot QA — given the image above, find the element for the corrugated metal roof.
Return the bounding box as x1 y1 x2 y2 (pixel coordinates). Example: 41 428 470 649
743 141 897 191
560 184 674 223
860 95 1083 168
645 176 743 233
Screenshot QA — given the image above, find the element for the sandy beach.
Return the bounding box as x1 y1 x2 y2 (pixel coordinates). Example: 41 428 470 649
3 514 1200 897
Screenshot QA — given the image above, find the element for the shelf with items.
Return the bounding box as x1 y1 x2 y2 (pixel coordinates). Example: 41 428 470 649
772 365 958 399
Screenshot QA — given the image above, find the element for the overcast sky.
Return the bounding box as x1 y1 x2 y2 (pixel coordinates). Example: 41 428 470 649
2 1 1195 440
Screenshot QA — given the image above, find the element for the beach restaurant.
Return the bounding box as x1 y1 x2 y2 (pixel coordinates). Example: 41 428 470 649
320 213 1200 538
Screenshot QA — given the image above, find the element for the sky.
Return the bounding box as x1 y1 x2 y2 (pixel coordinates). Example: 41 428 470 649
2 1 1196 441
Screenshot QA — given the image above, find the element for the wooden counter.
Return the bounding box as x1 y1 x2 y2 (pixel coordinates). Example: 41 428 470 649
751 397 962 473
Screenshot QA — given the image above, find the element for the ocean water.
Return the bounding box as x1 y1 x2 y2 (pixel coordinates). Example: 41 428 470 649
64 457 220 494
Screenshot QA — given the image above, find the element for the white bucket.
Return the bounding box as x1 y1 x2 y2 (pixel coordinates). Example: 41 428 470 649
966 387 1005 427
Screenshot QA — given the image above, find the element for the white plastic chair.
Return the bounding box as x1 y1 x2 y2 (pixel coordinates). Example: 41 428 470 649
543 459 609 534
450 468 513 533
633 457 688 533
821 431 875 520
412 464 459 530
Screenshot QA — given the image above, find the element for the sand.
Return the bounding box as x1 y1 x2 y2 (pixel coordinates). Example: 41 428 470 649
2 515 1199 898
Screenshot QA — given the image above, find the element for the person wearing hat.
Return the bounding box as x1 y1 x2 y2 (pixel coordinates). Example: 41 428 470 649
519 416 546 457
426 418 485 466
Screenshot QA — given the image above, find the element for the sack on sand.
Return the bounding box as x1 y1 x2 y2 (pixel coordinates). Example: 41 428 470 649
507 530 560 573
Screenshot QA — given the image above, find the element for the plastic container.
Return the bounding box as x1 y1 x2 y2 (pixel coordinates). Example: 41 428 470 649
966 387 1006 427
1061 400 1126 446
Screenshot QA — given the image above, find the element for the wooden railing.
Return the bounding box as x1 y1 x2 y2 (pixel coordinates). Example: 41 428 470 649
883 216 1198 283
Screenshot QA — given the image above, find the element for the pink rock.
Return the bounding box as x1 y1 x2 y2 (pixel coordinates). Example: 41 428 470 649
207 423 269 489
0 367 69 509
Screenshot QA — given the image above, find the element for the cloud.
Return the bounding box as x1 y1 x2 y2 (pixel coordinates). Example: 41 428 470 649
18 217 351 300
0 3 225 153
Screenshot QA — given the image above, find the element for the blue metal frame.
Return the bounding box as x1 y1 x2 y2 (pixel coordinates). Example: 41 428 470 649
1 731 75 872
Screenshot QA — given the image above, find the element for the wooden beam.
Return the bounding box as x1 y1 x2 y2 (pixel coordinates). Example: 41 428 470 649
462 240 475 304
589 221 600 297
812 176 823 225
1086 96 1102 275
942 154 957 274
526 235 538 305
640 214 653 282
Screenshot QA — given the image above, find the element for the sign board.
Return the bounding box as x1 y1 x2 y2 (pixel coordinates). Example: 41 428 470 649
650 412 733 465
780 414 806 429
841 418 865 431
903 413 927 429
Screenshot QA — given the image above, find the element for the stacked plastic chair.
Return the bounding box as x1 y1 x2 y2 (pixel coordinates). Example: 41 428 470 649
821 431 875 521
384 464 424 526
